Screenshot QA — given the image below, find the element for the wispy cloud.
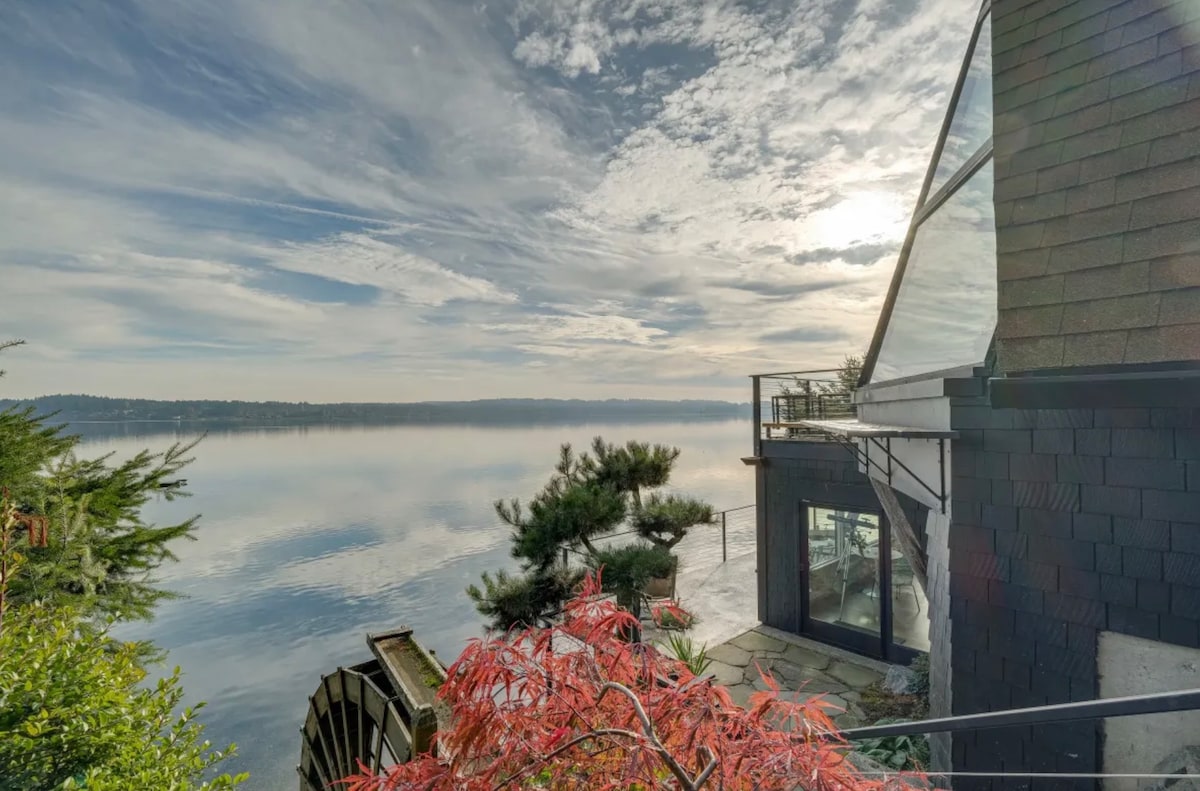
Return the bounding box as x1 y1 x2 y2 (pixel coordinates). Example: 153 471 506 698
1 0 978 400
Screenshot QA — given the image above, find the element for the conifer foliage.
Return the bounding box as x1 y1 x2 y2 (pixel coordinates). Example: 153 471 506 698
0 341 201 622
0 340 243 788
468 437 713 630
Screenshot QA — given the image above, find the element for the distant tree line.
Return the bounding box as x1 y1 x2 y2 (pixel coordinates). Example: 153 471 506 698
0 395 749 425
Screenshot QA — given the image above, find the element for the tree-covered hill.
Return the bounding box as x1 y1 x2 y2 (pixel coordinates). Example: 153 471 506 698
0 394 748 426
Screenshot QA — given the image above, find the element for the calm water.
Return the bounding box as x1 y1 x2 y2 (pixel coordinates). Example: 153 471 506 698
83 419 754 790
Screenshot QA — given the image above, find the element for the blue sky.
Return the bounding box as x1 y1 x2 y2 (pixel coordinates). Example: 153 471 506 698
1 0 978 401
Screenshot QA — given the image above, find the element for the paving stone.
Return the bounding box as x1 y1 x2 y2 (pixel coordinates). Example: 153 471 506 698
726 683 755 708
795 674 852 696
758 657 844 691
813 693 849 713
757 659 824 688
707 660 745 686
751 669 849 696
826 660 884 688
835 712 864 729
781 643 833 671
729 629 787 654
706 643 752 668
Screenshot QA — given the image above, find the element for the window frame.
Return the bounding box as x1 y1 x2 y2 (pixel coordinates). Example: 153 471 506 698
860 0 996 388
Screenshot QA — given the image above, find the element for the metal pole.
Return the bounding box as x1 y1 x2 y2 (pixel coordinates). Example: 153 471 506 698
839 687 1200 741
562 546 569 568
721 511 727 563
752 376 762 457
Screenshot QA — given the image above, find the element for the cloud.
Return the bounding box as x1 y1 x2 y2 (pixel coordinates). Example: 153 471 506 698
0 0 982 401
264 233 519 307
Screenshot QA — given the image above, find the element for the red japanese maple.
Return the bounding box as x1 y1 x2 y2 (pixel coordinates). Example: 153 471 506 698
342 573 915 791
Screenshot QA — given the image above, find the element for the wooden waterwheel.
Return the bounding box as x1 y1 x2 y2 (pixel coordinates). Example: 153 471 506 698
298 627 447 790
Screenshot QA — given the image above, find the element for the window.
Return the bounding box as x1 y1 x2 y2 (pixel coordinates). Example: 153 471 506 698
806 506 881 637
862 4 996 387
926 13 993 198
870 160 996 383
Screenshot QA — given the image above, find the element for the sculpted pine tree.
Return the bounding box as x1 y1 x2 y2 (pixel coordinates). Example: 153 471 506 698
469 438 712 630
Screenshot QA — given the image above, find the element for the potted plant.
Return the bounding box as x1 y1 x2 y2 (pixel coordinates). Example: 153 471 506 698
632 493 714 597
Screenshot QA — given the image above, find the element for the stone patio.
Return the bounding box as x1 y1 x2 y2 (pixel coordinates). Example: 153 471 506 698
707 625 890 729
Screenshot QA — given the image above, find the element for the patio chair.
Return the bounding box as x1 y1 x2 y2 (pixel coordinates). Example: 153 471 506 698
893 555 920 613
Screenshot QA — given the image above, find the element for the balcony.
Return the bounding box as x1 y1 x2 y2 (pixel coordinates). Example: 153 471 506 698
750 369 856 445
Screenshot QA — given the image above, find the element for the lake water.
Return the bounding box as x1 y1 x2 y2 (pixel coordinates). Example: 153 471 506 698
82 419 755 790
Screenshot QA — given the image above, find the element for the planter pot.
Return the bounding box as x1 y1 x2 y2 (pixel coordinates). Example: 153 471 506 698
643 558 678 599
367 627 448 757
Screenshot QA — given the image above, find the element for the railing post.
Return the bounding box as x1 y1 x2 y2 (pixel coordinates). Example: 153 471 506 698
752 376 762 457
562 546 569 568
721 511 727 563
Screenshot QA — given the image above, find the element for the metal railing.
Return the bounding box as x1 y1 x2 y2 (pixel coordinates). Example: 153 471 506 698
560 504 755 569
834 686 1200 784
750 370 856 451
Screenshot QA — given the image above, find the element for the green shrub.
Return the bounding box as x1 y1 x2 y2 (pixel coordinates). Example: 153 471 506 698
0 604 246 790
858 682 927 723
852 718 930 771
908 653 930 697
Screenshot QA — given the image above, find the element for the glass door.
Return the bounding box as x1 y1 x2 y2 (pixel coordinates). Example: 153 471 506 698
802 505 884 656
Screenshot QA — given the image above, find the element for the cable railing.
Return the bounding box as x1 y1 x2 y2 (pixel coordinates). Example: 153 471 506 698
750 370 856 446
833 687 1200 784
560 503 755 569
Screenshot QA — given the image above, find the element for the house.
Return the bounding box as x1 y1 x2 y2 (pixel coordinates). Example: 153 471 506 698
748 0 1200 785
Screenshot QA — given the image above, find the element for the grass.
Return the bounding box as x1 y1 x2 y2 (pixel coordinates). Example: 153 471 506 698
397 641 446 691
663 633 713 677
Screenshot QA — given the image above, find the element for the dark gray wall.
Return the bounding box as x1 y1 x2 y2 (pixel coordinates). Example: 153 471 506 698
947 394 1200 790
757 441 872 632
992 0 1200 373
755 441 928 635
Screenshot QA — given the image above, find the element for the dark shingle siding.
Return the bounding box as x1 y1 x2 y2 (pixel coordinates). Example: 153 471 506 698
996 0 1200 372
955 1 1200 774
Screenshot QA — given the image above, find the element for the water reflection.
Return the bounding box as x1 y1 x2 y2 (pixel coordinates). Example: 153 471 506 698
87 419 753 788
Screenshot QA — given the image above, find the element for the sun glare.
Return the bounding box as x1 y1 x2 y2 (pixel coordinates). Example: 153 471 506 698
808 191 907 250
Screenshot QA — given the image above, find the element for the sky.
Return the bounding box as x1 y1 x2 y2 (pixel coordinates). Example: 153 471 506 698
1 0 980 402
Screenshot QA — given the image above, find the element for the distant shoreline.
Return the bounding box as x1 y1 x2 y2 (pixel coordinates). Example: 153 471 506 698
5 396 750 427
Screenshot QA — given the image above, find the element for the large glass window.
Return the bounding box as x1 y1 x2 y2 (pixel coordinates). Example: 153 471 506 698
870 160 997 383
806 506 881 638
926 13 992 197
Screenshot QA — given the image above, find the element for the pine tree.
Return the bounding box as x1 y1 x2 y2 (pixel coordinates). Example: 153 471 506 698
0 341 201 622
469 437 712 631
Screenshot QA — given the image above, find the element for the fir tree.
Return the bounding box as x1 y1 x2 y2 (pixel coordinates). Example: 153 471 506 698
0 341 201 622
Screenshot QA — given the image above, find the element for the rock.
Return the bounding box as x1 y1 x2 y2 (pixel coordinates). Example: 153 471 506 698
1140 745 1200 791
782 643 833 672
707 642 752 668
844 751 931 788
827 660 884 689
884 665 919 695
729 629 787 654
707 660 745 686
